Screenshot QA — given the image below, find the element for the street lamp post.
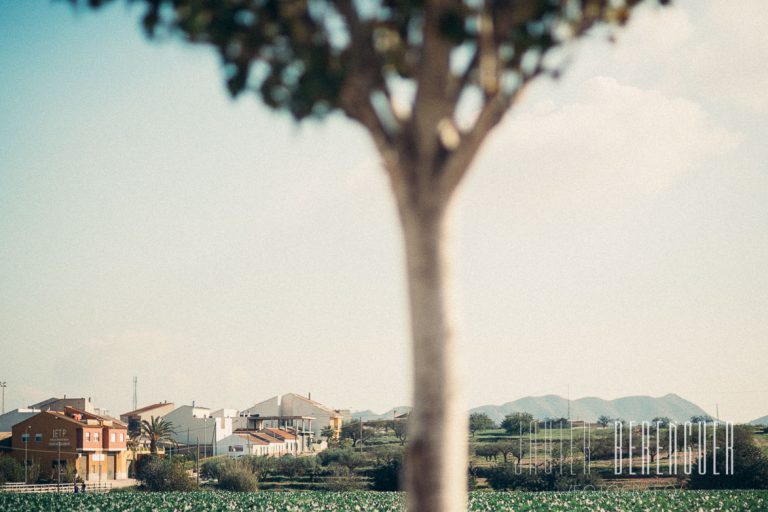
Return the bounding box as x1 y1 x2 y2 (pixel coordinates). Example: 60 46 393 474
24 425 30 483
57 438 62 492
54 416 64 492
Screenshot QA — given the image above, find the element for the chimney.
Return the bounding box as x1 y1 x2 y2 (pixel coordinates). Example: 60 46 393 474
308 392 311 400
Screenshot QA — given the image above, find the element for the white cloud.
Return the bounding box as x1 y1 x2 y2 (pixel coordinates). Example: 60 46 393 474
585 0 768 112
477 76 738 204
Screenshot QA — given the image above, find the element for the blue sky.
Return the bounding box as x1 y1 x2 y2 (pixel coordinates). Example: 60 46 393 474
1 0 767 422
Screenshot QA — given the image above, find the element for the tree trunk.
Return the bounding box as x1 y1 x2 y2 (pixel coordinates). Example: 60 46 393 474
398 194 467 512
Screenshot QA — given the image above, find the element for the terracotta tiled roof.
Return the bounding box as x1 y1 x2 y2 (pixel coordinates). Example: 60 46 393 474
62 407 128 428
263 428 296 440
251 432 281 444
235 433 269 445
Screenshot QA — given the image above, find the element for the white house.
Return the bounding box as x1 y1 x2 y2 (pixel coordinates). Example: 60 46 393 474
216 428 298 458
280 394 343 437
241 393 342 438
161 405 235 451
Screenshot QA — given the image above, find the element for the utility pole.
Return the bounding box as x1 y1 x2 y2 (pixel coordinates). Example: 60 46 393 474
0 381 6 415
716 404 720 422
212 419 217 457
359 417 363 453
196 438 200 486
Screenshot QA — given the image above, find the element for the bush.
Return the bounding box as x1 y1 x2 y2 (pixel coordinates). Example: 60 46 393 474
324 478 365 491
484 465 600 491
276 455 317 478
200 458 228 480
369 454 402 491
689 425 768 490
138 457 196 491
240 455 277 480
317 448 366 471
0 456 24 484
217 465 258 492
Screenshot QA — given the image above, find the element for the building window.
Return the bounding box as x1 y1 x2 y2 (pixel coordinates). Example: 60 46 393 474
119 433 124 442
94 432 99 441
110 433 116 442
21 433 29 442
35 433 42 442
86 432 91 441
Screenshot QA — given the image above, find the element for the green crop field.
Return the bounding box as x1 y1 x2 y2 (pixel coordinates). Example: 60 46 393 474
1 490 766 511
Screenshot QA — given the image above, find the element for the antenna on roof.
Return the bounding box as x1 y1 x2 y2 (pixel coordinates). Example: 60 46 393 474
133 376 138 411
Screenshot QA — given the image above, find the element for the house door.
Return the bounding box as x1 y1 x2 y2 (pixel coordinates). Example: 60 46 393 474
107 454 116 479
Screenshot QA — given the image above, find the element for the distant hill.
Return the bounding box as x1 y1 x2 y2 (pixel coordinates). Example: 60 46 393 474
353 394 711 424
351 407 412 422
750 415 768 426
470 394 710 424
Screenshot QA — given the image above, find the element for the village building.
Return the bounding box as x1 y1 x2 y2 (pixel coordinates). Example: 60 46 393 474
160 404 235 456
0 408 41 434
217 428 298 458
119 402 175 436
239 393 343 441
10 407 128 482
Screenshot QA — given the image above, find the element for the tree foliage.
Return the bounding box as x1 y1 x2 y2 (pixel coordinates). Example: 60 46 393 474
0 455 24 484
340 420 374 447
474 443 499 461
321 426 338 447
140 416 177 454
597 415 612 428
501 412 536 435
469 413 496 436
69 0 667 192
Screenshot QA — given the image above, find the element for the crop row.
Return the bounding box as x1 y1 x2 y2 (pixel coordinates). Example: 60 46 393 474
1 490 766 511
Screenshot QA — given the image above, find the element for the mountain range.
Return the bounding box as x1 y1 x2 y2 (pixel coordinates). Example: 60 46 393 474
353 393 712 424
749 415 768 426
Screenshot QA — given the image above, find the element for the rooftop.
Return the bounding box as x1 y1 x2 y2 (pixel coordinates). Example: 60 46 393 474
120 402 173 417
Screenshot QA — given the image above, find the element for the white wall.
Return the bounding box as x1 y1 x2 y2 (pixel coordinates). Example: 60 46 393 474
241 396 279 417
162 406 232 446
281 394 337 437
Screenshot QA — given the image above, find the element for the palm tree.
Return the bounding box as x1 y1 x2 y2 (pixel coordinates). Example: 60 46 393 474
141 416 176 454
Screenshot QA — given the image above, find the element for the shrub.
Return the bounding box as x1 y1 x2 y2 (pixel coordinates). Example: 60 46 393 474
276 455 318 478
201 458 228 480
317 448 366 471
0 456 24 484
689 425 768 490
369 454 402 491
240 455 277 480
217 465 258 492
484 465 599 491
138 457 196 491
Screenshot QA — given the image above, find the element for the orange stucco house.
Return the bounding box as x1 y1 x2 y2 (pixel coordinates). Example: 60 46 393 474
11 406 128 482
